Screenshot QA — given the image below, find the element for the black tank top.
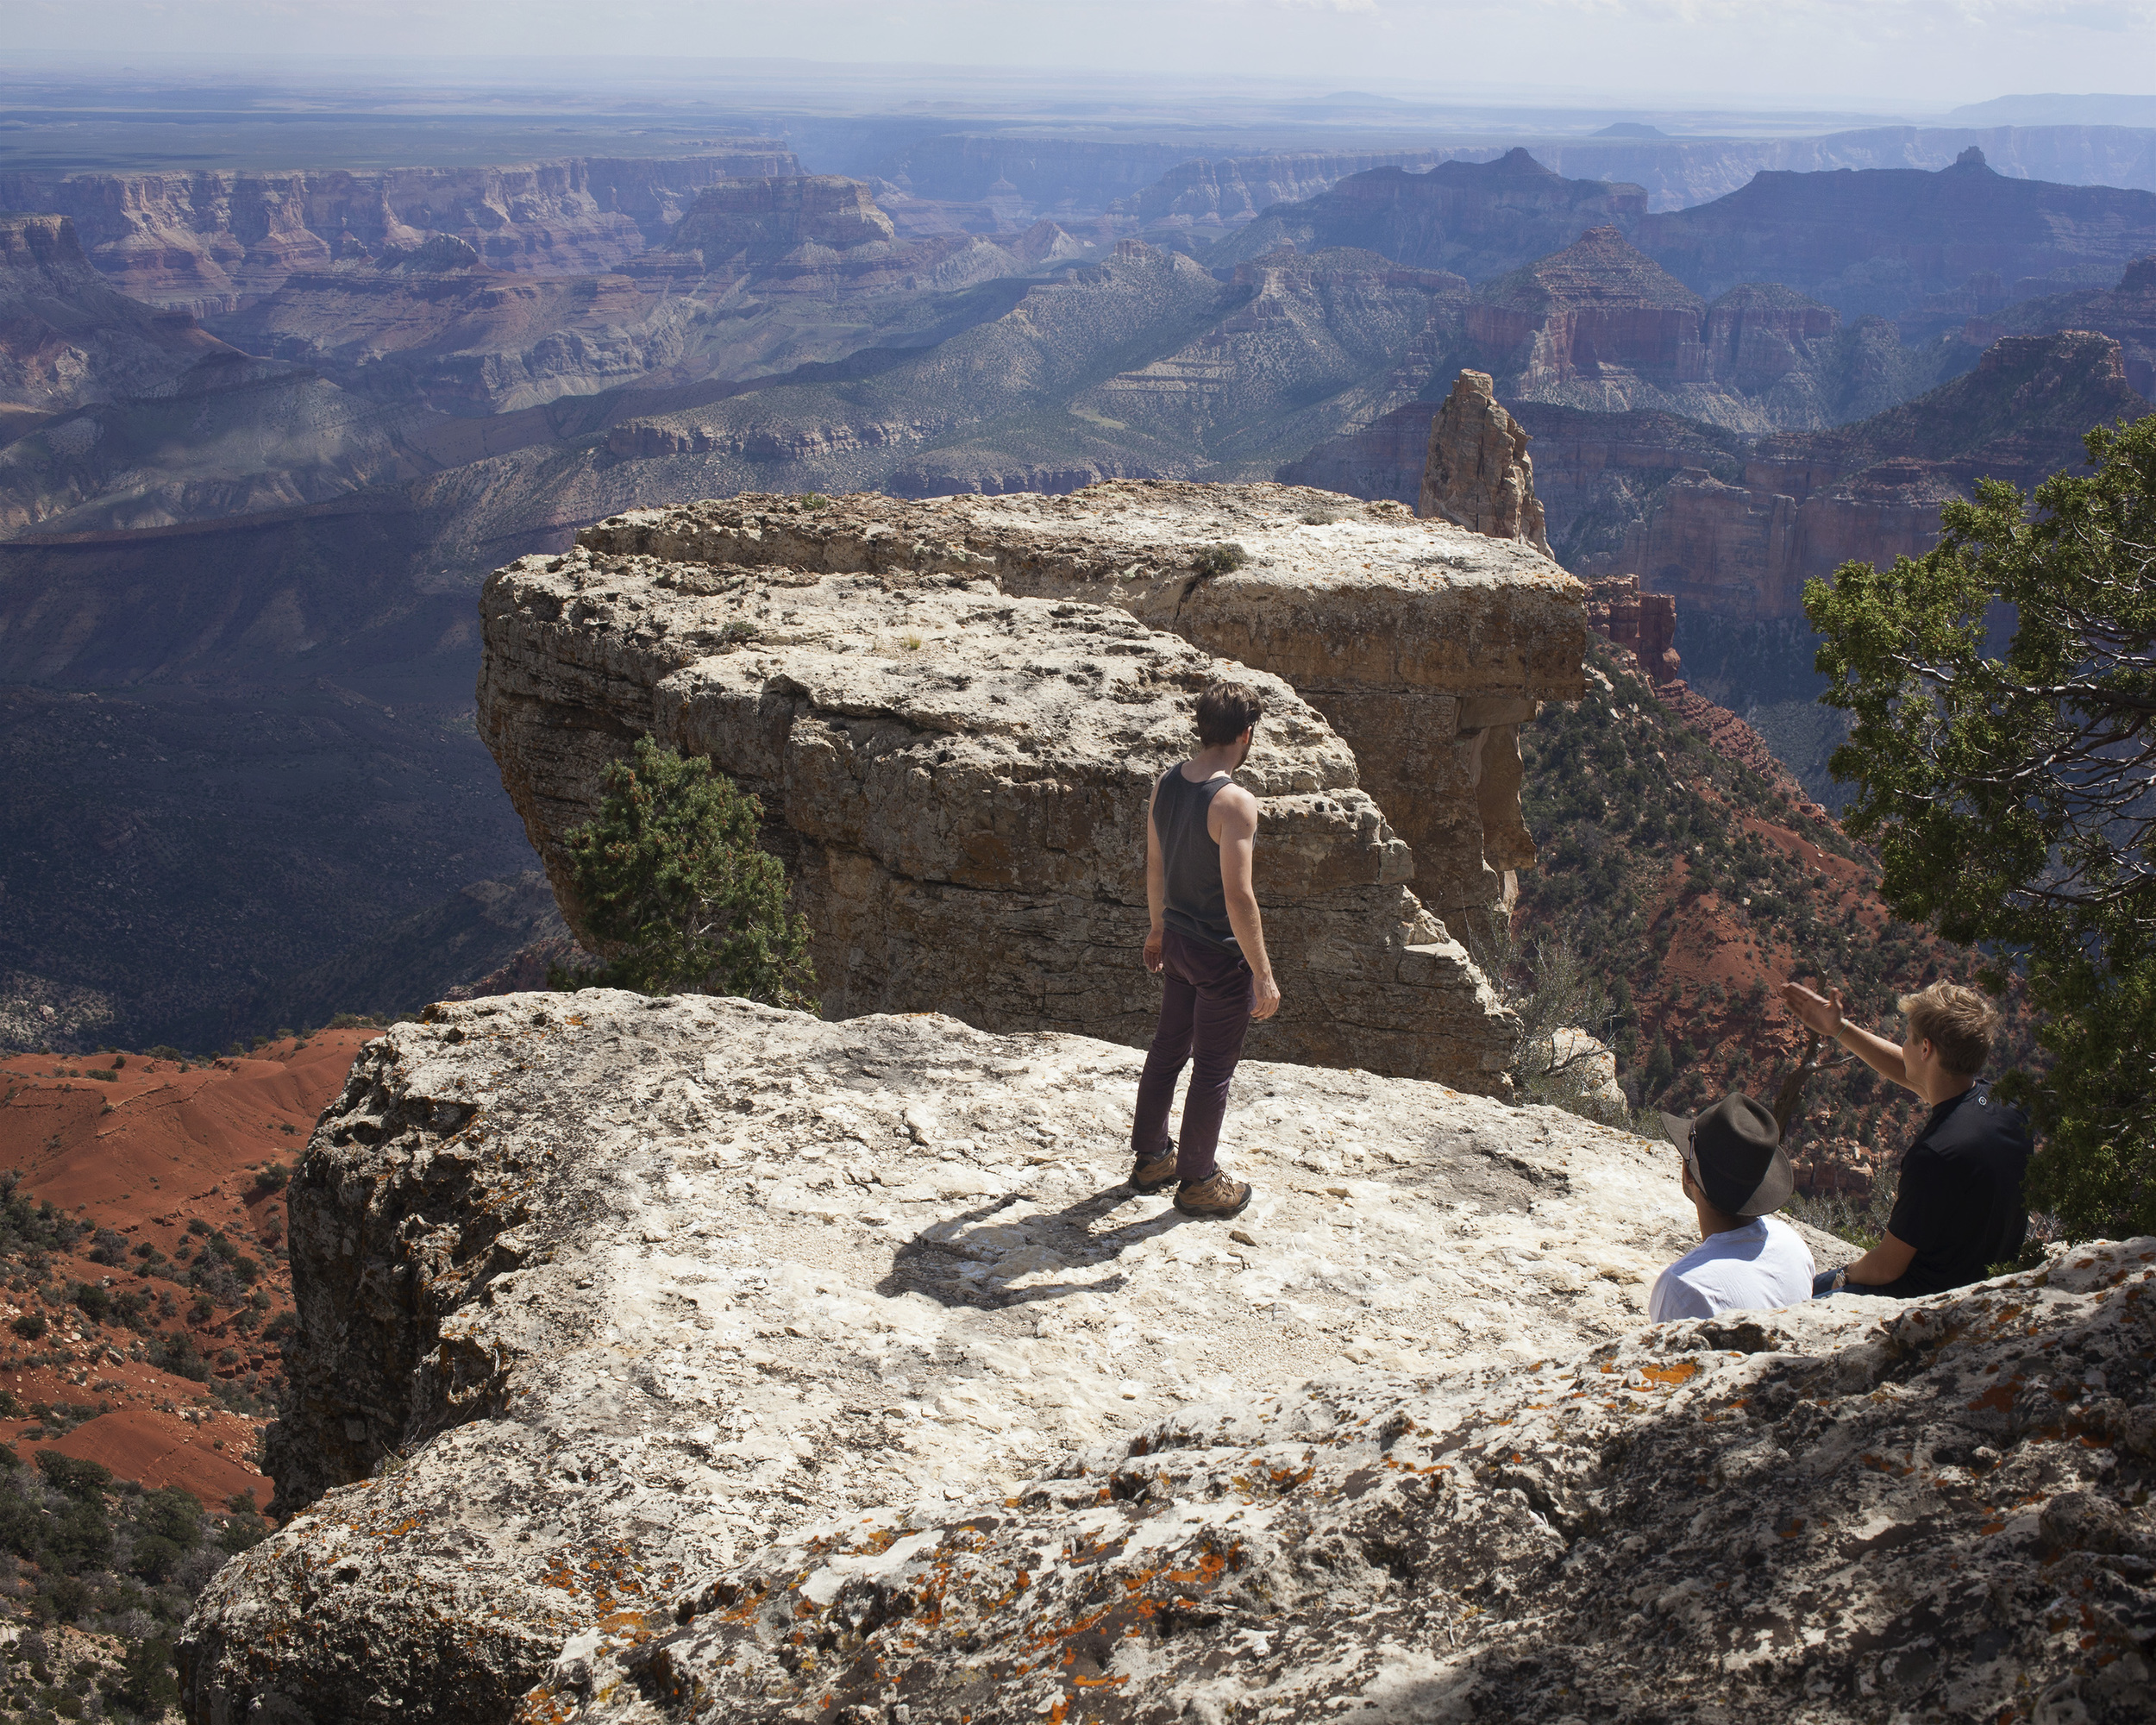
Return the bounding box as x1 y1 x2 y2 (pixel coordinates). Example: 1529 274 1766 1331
1154 767 1238 951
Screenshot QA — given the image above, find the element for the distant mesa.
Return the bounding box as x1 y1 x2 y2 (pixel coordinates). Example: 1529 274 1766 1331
1594 122 1670 138
1946 91 2156 127
1209 149 1649 281
1632 151 2156 319
666 175 899 264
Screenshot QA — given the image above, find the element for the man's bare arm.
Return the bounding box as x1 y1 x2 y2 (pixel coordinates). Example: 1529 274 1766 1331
1783 980 1910 1088
1841 1230 1917 1288
1212 785 1281 1020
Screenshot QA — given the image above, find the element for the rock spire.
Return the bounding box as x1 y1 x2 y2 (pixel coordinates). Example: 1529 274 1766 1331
1416 369 1552 555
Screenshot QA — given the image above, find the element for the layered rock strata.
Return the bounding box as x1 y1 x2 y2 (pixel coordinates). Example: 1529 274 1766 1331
1969 252 2156 397
0 213 235 419
0 148 801 315
477 511 1520 1088
559 481 1584 945
1416 369 1551 554
1583 573 1679 681
1576 329 2153 622
182 991 1853 1724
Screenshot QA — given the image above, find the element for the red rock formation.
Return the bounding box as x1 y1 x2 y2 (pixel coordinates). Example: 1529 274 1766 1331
1467 225 1708 389
1415 370 1551 552
1583 575 1679 681
1576 329 2151 622
1967 253 2156 398
1702 282 1840 391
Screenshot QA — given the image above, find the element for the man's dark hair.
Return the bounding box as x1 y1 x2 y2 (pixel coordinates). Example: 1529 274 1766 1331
1195 680 1264 747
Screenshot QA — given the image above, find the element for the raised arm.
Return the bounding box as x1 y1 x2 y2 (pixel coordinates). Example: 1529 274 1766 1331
1211 784 1281 1020
1783 980 1911 1090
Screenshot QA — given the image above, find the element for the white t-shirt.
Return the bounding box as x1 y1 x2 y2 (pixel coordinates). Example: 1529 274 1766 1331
1649 1216 1816 1323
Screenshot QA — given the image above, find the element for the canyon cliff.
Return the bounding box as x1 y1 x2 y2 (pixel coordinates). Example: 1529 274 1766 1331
176 990 2152 1725
0 147 800 315
1428 226 1971 436
202 177 1044 420
479 481 1587 1090
0 214 235 428
1965 253 2156 397
1574 328 2153 623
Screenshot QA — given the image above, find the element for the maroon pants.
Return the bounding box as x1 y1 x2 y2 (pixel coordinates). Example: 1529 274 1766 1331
1131 927 1254 1183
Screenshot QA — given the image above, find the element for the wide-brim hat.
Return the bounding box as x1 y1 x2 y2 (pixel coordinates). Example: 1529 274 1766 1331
1660 1091 1794 1218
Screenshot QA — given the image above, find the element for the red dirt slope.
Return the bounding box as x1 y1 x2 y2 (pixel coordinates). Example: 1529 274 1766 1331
0 1028 378 1511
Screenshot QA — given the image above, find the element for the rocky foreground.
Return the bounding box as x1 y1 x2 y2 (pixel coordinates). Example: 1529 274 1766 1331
175 992 2156 1722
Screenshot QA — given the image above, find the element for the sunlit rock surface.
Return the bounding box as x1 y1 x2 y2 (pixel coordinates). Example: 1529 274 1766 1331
181 991 1819 1722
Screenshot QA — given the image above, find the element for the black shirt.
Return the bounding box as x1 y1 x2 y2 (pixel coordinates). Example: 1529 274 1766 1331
1154 768 1239 952
1877 1085 2034 1295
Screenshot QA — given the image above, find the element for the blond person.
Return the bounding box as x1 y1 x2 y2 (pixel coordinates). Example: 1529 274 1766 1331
1782 979 2032 1297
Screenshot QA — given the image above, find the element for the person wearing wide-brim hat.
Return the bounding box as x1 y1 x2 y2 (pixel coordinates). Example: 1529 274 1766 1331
1649 1093 1816 1321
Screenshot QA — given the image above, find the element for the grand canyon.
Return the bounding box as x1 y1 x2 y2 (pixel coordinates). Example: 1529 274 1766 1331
0 45 2151 1725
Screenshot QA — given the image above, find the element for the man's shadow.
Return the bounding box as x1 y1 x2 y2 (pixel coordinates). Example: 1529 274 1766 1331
874 1181 1190 1311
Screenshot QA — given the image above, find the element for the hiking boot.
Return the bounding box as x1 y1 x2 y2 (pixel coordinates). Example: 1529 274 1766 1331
1131 1142 1178 1195
1174 1170 1253 1219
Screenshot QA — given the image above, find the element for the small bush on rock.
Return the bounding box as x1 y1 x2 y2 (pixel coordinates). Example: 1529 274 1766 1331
552 737 817 1011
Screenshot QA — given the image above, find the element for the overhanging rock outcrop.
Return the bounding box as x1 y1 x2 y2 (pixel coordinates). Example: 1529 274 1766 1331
480 548 1502 1087
179 992 2153 1725
573 482 1583 932
480 480 1583 1088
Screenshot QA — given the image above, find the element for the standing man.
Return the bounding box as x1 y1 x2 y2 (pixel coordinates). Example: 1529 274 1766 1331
1782 979 2034 1297
1129 680 1281 1220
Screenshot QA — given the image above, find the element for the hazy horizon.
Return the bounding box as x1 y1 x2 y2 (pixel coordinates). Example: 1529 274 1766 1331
8 3 2156 115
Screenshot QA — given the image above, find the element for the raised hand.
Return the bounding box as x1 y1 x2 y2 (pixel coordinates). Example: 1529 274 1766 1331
1781 979 1846 1039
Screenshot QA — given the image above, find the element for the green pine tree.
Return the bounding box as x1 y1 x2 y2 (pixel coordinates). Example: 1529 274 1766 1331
553 737 817 1012
1805 412 2156 1238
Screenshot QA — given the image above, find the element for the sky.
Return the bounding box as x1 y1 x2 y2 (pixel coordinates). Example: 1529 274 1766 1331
9 1 2156 112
